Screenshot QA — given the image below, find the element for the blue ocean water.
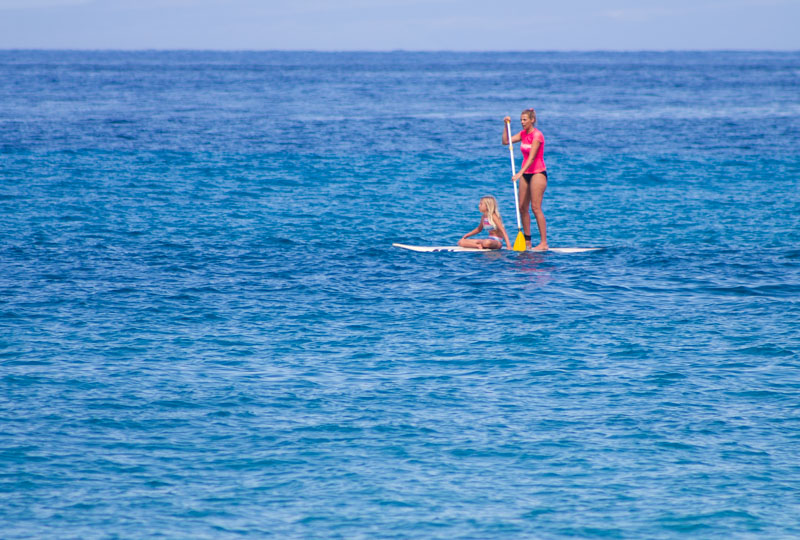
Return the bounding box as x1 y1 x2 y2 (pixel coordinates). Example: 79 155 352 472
1 50 799 538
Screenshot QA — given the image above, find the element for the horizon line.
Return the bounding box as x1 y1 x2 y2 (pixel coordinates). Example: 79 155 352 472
2 48 799 54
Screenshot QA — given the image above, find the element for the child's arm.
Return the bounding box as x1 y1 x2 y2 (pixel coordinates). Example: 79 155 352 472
461 221 483 239
494 214 511 249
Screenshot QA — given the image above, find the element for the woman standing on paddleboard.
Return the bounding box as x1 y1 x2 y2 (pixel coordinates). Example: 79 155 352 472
502 108 547 251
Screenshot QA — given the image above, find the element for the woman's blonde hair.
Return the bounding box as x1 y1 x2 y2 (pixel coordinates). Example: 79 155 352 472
480 195 500 228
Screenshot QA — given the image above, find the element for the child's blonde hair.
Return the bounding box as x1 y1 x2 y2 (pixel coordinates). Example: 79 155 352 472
480 195 500 228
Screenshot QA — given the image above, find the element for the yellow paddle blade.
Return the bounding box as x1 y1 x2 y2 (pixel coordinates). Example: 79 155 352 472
513 231 527 251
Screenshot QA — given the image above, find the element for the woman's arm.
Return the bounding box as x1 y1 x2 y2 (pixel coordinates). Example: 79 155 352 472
502 117 522 145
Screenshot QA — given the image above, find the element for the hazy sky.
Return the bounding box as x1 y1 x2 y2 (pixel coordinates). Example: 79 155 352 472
0 0 798 50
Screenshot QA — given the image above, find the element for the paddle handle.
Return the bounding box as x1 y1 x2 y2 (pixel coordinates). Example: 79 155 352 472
506 120 522 230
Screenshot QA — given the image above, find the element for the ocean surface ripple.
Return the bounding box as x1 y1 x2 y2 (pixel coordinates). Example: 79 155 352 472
2 51 800 538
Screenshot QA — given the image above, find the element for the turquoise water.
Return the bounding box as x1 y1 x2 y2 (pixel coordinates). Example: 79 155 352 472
2 51 800 538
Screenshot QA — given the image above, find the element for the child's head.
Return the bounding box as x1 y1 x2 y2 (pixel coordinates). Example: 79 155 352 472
479 196 500 226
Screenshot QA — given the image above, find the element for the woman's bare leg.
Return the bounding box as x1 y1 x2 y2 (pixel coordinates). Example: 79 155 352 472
518 178 532 249
529 173 548 250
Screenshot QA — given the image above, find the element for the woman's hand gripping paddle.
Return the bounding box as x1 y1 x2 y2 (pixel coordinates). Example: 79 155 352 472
506 119 527 251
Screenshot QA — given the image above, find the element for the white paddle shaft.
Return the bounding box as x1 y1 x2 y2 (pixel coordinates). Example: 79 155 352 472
506 121 522 230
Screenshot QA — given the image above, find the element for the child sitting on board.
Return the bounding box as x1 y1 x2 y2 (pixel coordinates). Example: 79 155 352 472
458 196 511 250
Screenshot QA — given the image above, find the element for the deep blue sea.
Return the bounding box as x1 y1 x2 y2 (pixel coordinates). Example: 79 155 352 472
2 50 800 538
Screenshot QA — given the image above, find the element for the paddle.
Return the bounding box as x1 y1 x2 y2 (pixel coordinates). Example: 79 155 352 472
506 119 527 251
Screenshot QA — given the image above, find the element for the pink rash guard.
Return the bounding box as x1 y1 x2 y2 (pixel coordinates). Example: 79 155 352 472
519 128 546 174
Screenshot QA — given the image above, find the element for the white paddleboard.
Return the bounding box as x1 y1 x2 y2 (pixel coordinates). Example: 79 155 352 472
393 243 602 254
